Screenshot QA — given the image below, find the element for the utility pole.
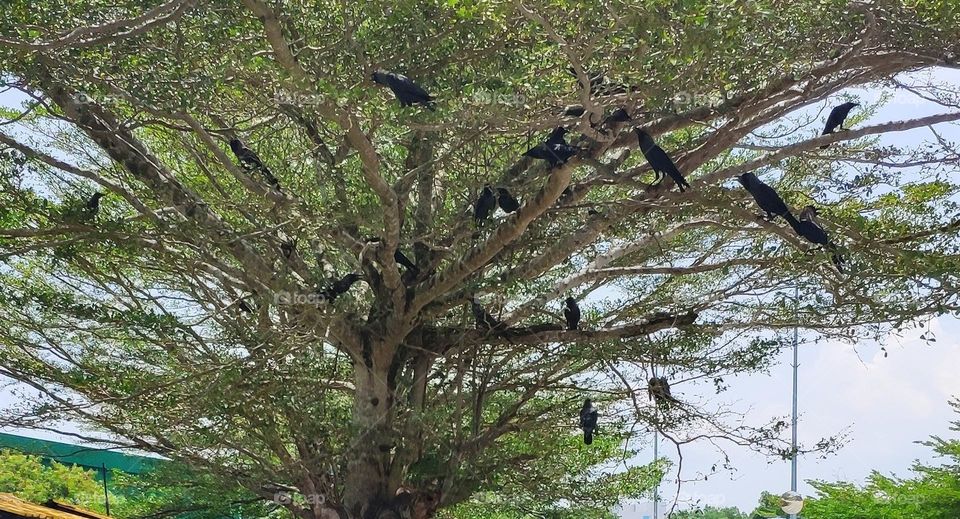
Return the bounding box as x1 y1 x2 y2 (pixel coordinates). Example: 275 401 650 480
790 286 799 519
653 431 659 519
101 464 110 516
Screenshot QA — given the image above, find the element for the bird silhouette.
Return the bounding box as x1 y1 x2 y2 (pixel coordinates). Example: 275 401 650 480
524 127 579 167
820 102 859 148
579 399 598 445
230 139 281 191
474 186 497 226
648 376 677 409
496 188 520 213
605 107 632 123
371 69 435 110
737 173 800 226
470 299 506 333
634 128 690 192
563 297 581 331
81 192 105 222
787 206 845 272
318 273 363 302
394 249 420 277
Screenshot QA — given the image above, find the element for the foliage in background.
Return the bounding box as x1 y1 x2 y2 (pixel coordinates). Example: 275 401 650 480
110 464 284 519
0 450 107 511
672 505 750 519
801 398 960 519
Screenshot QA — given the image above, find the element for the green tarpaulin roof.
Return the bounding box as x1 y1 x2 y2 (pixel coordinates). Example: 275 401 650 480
0 432 158 474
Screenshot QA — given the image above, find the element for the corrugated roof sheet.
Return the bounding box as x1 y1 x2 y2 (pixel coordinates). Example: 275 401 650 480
43 501 111 519
0 494 108 519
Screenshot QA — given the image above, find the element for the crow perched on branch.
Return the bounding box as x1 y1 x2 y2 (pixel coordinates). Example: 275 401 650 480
545 126 569 145
647 376 677 409
371 69 436 110
318 273 363 302
737 173 800 226
394 249 420 277
470 298 506 333
820 102 859 148
563 297 581 331
523 127 579 167
474 186 497 226
594 107 632 136
280 240 296 260
562 104 585 117
230 139 281 191
788 206 846 272
605 107 632 124
579 399 598 445
496 188 520 213
634 128 690 192
81 192 104 221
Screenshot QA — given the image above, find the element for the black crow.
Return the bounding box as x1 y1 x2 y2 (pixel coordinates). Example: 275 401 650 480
820 102 859 149
524 127 579 167
81 192 104 221
319 273 363 302
606 108 632 123
362 237 422 279
648 376 677 409
471 299 506 332
545 126 569 145
737 173 800 226
280 240 296 260
788 206 846 272
371 69 436 110
634 128 690 192
474 186 497 226
595 108 632 136
563 296 581 331
563 104 586 117
579 399 598 445
394 249 420 277
230 139 281 190
523 143 579 167
496 188 520 213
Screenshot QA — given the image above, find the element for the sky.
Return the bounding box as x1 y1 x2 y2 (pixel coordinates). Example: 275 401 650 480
2 67 960 517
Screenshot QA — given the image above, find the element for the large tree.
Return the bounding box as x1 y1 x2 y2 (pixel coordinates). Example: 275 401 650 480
1 1 960 517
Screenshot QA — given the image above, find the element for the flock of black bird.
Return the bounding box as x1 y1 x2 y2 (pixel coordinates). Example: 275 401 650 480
72 68 860 446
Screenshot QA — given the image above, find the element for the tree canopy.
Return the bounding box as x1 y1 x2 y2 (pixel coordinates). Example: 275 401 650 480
1 1 960 518
672 506 749 519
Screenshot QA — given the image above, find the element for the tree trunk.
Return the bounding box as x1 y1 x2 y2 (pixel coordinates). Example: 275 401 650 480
340 334 439 519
